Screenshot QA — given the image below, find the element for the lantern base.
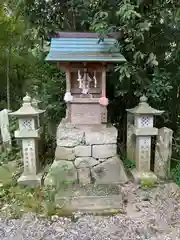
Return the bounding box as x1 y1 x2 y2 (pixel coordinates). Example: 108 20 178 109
130 169 158 185
18 173 43 187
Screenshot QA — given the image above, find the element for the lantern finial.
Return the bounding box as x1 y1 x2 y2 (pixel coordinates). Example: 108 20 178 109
23 93 31 103
140 95 147 103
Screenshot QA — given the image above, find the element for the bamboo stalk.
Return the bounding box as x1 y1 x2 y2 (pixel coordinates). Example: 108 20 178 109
7 47 11 110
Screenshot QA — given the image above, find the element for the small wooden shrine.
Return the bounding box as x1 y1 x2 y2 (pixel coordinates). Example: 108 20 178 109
45 32 128 189
46 32 126 125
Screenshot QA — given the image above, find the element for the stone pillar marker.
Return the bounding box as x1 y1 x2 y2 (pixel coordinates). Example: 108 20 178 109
154 127 173 179
0 109 12 151
126 95 164 183
10 93 45 187
126 112 135 162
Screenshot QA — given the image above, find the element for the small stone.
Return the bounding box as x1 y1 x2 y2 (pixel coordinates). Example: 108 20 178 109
51 215 59 221
98 159 107 163
91 156 128 184
164 182 179 195
92 144 117 159
55 147 75 161
53 226 65 233
75 146 91 157
77 168 91 184
74 157 98 168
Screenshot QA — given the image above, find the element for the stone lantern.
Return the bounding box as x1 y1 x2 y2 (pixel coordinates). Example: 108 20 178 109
126 95 164 182
10 93 45 186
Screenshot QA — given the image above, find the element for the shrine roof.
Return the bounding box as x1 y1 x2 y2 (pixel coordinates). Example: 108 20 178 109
45 32 126 63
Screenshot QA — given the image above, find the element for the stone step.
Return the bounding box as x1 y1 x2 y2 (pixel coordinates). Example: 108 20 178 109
55 183 124 213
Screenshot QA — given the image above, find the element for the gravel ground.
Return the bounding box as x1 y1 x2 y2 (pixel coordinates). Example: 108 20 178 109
0 182 179 240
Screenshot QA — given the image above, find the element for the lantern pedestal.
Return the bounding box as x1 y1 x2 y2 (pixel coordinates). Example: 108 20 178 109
18 173 43 188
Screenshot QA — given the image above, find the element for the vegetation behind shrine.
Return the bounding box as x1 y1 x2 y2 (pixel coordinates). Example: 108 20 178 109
0 0 180 184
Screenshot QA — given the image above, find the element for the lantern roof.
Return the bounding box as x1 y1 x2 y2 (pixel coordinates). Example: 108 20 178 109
126 95 164 115
10 93 45 117
45 32 126 63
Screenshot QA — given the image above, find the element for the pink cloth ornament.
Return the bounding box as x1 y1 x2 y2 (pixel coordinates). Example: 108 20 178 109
99 90 109 106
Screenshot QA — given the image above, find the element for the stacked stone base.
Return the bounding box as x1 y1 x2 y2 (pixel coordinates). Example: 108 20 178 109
45 119 128 186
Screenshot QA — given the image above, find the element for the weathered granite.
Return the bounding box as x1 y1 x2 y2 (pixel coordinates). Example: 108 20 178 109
75 145 91 157
77 168 91 184
56 119 85 147
126 112 135 161
74 157 98 168
44 120 129 186
44 160 77 186
55 184 124 213
91 156 128 184
85 125 117 145
57 121 118 147
18 173 43 188
92 144 117 159
55 146 75 161
154 127 173 179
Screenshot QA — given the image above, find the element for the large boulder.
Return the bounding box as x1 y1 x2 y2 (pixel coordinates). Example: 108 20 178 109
44 160 77 186
91 156 128 184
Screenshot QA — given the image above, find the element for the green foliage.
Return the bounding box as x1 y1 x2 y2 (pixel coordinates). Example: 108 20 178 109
91 0 180 129
171 163 180 186
2 0 179 128
123 157 136 170
0 160 74 219
47 164 74 190
0 117 21 164
28 63 66 125
0 150 21 163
